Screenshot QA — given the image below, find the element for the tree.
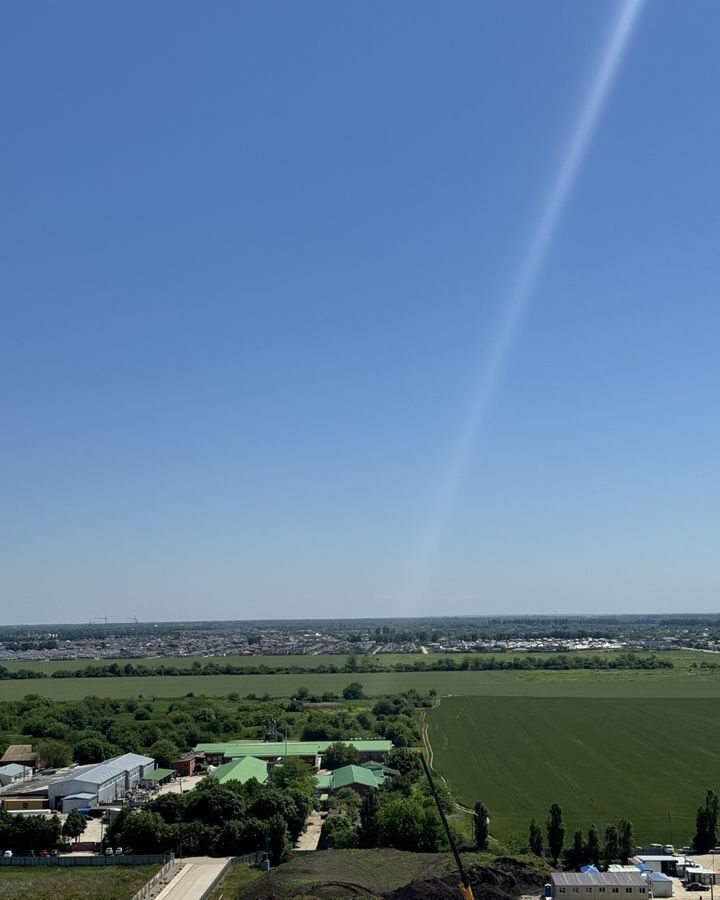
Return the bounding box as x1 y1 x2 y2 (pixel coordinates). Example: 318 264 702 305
342 682 365 700
473 801 490 851
547 803 565 865
617 818 633 864
386 747 421 778
604 824 619 866
268 757 315 796
267 814 290 864
319 814 359 849
376 797 442 852
567 830 586 870
529 818 543 857
74 736 116 765
63 809 87 843
694 790 719 852
587 824 600 868
37 739 72 768
359 789 379 848
323 742 360 770
149 738 179 769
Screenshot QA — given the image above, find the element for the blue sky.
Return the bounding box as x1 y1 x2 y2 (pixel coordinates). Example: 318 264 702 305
2 1 719 623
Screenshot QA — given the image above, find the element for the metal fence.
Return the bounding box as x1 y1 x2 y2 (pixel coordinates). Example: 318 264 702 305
129 855 178 900
0 854 169 867
197 853 265 900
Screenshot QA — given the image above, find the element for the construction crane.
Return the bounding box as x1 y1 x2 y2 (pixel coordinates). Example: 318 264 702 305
420 753 475 900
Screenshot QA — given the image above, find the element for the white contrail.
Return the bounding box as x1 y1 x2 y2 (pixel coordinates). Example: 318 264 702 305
403 0 646 601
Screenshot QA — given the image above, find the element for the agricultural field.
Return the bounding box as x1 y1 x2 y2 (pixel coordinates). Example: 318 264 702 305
2 658 720 700
427 695 720 846
0 864 160 900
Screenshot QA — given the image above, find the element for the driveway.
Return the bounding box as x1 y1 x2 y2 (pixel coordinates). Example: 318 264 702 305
155 857 230 900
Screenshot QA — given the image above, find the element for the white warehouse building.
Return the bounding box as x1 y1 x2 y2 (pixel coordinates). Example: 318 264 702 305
551 872 650 900
48 753 155 812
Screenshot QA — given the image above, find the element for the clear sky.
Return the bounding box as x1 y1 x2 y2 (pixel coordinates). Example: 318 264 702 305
2 1 719 624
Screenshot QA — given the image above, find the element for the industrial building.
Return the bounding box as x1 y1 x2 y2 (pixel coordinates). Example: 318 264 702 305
0 745 38 771
48 753 156 812
211 756 268 785
551 871 650 900
315 764 383 796
196 739 392 767
0 763 32 787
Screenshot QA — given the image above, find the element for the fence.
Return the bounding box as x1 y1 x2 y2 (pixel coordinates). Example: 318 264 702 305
0 854 169 867
197 852 265 900
129 854 178 900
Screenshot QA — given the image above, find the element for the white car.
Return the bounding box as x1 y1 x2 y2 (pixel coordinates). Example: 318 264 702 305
3 850 12 858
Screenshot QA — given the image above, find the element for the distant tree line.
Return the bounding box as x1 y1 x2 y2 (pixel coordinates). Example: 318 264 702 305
0 651 673 682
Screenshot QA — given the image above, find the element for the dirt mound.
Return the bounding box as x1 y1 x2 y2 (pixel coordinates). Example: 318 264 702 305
384 857 545 900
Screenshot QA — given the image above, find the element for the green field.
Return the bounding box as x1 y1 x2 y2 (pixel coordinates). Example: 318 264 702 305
2 660 720 700
428 695 718 846
0 865 160 900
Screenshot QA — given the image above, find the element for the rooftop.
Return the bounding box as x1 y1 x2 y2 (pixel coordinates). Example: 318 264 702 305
195 740 392 758
212 756 268 785
552 873 647 887
1 745 36 763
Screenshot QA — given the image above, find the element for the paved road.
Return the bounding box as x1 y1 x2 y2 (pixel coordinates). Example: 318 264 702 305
155 857 229 900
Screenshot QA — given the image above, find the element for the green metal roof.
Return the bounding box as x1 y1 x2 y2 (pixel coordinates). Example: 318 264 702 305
330 765 382 790
195 740 392 758
211 756 268 785
314 765 382 792
143 767 175 781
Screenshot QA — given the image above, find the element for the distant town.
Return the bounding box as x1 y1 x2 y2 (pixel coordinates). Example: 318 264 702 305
1 614 719 662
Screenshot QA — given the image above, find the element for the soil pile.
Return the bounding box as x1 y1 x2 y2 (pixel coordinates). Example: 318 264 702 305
384 857 545 900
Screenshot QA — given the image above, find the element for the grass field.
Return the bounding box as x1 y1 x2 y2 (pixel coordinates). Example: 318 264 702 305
3 661 720 700
427 695 719 846
0 865 160 900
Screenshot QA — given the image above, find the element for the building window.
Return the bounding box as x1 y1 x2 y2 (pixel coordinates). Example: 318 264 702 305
612 889 619 894
626 890 633 894
573 889 579 894
599 889 606 893
559 889 566 894
587 889 593 893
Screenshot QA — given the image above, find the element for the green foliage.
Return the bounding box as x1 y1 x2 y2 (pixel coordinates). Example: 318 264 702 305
37 738 73 767
386 747 421 778
604 824 619 866
0 808 62 853
319 814 360 849
63 809 87 841
149 738 179 768
376 797 443 852
694 789 719 852
74 735 118 764
587 824 600 867
473 801 490 851
617 818 633 864
529 818 543 856
342 682 365 700
323 741 361 770
547 803 565 865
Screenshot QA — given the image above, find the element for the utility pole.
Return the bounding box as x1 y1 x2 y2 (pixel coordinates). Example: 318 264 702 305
420 754 474 900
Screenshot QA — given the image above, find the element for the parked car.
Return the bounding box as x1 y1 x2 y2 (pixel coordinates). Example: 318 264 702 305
686 884 710 892
39 850 49 857
104 847 114 856
114 847 123 856
2 850 12 858
50 849 59 857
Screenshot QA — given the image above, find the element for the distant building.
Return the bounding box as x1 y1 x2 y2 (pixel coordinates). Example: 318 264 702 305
551 872 650 900
0 745 38 771
0 763 32 787
210 756 268 785
48 752 155 812
171 751 201 778
315 764 383 796
195 740 392 768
